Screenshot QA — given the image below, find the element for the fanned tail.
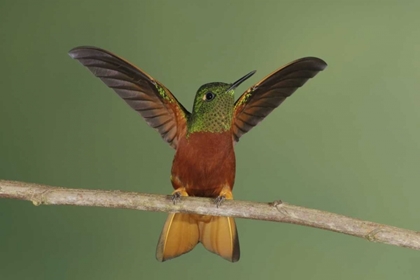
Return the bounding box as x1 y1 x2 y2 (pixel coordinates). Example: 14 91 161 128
156 214 240 262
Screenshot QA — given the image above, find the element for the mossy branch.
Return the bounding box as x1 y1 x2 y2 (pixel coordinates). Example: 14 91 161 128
1 179 419 250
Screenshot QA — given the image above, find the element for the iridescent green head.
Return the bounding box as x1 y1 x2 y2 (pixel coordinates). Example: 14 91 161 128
188 70 256 134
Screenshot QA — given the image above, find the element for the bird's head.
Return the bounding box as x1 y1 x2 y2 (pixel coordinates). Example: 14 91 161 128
189 70 256 134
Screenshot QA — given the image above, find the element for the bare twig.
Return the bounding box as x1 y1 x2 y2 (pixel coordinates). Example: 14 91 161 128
1 179 419 250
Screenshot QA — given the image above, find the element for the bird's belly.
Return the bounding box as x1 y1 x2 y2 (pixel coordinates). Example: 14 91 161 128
170 132 236 197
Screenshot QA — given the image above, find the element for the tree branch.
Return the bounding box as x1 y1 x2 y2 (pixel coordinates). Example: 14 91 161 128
1 179 419 250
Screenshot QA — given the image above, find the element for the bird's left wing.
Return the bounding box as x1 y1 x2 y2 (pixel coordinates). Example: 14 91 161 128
232 57 327 142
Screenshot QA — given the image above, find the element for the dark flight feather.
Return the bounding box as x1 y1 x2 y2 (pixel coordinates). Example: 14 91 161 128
232 57 327 142
68 46 190 149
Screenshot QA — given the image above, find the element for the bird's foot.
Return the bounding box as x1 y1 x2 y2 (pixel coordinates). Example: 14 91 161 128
171 191 182 205
215 195 225 208
170 187 188 205
215 186 234 208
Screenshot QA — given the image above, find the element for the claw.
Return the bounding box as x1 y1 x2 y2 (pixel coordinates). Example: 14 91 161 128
215 186 233 208
215 195 225 208
171 191 182 205
170 187 188 205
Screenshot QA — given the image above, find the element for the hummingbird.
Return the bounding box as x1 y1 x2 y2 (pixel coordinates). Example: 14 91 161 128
68 46 327 262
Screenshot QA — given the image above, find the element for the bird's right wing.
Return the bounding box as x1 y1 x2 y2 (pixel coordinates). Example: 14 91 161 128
69 46 190 149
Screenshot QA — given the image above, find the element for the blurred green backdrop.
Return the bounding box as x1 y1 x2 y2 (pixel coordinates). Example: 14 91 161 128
1 1 420 279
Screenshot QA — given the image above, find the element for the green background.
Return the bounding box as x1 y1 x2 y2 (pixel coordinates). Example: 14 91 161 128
1 1 419 279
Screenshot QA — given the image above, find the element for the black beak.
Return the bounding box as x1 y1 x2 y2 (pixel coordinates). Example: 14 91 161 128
227 70 256 91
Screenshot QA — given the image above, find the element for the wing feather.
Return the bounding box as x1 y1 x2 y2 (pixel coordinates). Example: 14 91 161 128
69 46 190 149
232 57 327 142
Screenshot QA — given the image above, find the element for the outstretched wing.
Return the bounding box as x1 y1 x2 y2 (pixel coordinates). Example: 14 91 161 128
69 46 190 149
232 57 327 142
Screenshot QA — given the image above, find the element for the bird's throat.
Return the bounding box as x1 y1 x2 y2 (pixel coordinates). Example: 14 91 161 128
187 111 232 134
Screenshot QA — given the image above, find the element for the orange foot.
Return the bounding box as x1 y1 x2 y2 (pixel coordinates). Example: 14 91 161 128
215 185 233 207
171 187 188 204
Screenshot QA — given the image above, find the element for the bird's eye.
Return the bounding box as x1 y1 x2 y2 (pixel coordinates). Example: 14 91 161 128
203 92 215 101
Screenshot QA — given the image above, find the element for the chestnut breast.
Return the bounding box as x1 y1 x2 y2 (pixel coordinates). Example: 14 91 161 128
171 131 236 197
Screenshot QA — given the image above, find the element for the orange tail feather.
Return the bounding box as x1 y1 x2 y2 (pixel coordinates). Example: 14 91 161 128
199 216 240 262
156 213 200 262
156 214 240 262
